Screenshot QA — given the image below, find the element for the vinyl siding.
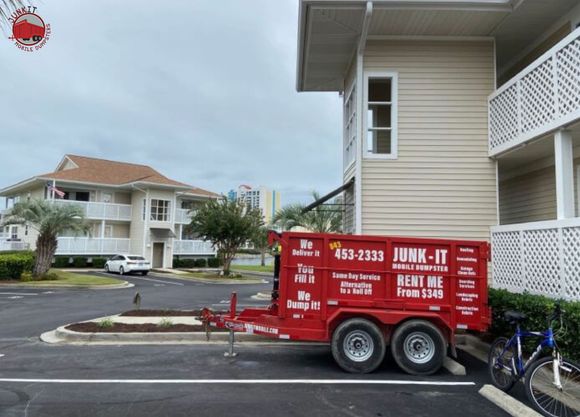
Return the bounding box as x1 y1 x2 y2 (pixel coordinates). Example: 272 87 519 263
361 40 496 240
499 152 580 224
499 166 556 224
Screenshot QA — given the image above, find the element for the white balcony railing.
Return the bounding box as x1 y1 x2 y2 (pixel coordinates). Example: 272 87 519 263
0 241 30 251
173 240 215 255
53 200 132 221
489 27 580 156
491 218 580 301
175 208 193 224
56 237 130 255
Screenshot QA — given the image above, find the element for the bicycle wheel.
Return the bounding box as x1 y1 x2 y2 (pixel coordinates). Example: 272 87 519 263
525 356 580 417
488 337 517 391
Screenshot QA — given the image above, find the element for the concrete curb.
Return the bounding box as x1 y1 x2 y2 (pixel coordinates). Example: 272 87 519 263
0 281 133 290
251 292 272 300
231 270 273 277
154 274 265 285
479 385 542 417
40 326 328 346
443 357 466 376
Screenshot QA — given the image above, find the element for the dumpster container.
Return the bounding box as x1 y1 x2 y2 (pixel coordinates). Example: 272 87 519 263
205 231 490 375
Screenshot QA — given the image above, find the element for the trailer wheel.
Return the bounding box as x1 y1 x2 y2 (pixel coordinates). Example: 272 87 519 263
391 320 446 376
331 318 385 374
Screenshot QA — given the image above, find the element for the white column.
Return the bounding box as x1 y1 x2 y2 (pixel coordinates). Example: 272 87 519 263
554 130 575 219
100 220 106 238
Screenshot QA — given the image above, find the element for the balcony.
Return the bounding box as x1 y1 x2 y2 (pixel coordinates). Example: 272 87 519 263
491 218 580 301
53 200 132 221
56 237 130 255
173 240 215 255
0 241 30 251
489 27 580 157
175 208 192 224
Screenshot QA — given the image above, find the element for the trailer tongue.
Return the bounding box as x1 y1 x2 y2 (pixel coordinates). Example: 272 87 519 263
203 231 490 375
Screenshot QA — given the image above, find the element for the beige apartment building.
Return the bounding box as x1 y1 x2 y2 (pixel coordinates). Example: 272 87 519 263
297 0 580 300
0 155 218 268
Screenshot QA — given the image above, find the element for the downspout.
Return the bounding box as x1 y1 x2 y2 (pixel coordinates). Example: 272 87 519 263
355 1 373 234
132 184 148 258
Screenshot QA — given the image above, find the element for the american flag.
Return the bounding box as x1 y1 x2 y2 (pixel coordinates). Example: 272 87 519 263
47 181 65 198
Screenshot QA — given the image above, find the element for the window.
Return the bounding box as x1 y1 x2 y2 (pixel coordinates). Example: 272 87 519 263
343 83 356 169
102 192 112 203
150 199 170 222
75 191 90 202
364 72 398 159
10 226 18 240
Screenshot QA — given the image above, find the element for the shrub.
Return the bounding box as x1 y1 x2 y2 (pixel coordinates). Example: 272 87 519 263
158 318 173 328
194 258 207 268
72 257 87 268
207 257 220 268
40 272 59 281
92 257 107 268
53 257 71 268
20 272 33 282
97 318 114 329
488 288 580 362
173 258 198 268
0 252 35 280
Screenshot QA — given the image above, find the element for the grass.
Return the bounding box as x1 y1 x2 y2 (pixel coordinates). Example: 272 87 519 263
13 269 124 287
231 264 274 273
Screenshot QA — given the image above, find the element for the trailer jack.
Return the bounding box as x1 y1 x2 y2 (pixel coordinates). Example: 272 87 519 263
224 329 238 358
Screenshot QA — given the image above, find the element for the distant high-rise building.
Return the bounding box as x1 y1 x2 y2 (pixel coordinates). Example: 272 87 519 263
227 185 281 224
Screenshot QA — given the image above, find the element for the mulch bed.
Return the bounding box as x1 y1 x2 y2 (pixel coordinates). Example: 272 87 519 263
119 309 228 317
66 322 229 333
120 309 201 317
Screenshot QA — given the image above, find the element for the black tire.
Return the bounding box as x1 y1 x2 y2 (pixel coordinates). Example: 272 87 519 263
488 337 517 392
104 264 110 273
331 318 386 374
525 356 580 417
119 266 125 275
141 271 148 276
391 320 446 376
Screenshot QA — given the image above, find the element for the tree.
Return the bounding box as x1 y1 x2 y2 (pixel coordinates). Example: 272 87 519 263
272 191 342 233
0 199 91 278
251 226 270 267
188 199 263 276
0 1 25 30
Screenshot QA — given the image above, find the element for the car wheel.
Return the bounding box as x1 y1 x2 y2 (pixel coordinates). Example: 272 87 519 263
331 318 386 374
391 320 446 376
105 264 110 273
141 271 148 276
119 266 125 275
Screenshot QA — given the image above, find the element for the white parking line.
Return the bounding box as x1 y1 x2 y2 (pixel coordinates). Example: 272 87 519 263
0 292 39 296
128 276 184 286
0 378 475 386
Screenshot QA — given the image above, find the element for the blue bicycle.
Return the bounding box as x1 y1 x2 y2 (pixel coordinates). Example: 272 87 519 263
488 305 580 417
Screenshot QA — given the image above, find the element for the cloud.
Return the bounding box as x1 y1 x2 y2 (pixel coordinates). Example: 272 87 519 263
0 0 342 207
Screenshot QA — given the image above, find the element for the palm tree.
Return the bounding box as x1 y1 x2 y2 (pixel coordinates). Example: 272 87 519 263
272 192 342 233
0 0 25 30
1 199 90 278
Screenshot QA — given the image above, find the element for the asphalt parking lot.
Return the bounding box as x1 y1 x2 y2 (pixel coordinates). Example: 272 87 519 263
0 272 511 417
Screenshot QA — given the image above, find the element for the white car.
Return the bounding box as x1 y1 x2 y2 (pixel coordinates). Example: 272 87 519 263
105 254 150 275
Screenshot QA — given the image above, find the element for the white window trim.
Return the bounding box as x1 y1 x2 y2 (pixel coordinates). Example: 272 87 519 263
363 70 398 160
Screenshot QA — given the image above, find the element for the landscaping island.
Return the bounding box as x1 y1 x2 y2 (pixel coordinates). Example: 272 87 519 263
0 269 126 288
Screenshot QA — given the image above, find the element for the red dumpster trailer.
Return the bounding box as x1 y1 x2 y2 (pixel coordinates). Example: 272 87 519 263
205 231 490 375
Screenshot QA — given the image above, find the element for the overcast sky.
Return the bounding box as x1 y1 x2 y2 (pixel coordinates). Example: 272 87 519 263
0 0 342 206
